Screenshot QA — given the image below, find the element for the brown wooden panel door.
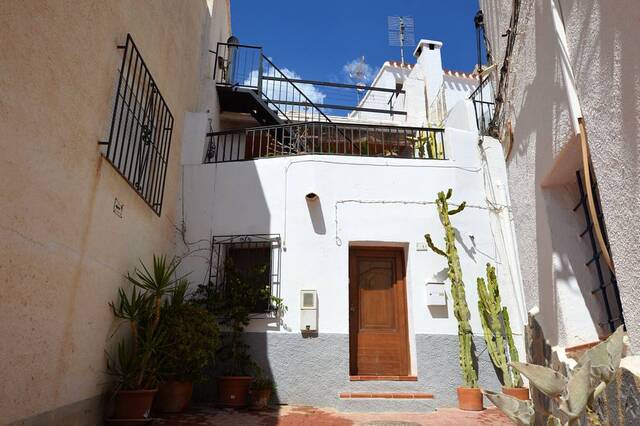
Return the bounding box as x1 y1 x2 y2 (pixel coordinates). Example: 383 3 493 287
349 247 410 376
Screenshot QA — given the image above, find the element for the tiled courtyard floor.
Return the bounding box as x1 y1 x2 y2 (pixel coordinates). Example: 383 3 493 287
155 404 513 425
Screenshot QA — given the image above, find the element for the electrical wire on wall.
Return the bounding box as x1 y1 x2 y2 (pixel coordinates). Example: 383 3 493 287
488 0 522 139
281 157 483 251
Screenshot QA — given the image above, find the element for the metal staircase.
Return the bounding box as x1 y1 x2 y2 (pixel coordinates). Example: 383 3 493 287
209 42 433 163
214 42 332 125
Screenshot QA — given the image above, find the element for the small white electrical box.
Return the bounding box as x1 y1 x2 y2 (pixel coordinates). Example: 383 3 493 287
300 290 318 332
426 282 447 306
416 242 428 251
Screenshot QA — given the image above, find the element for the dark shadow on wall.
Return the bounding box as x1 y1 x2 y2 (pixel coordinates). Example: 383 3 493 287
306 196 326 235
188 141 277 404
542 183 604 339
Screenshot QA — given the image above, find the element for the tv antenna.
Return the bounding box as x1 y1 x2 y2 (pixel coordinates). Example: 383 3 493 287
388 16 415 65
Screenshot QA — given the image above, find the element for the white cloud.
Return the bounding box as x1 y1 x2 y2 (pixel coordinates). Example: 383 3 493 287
243 66 326 106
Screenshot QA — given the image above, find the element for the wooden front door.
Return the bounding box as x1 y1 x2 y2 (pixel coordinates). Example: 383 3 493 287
349 247 410 376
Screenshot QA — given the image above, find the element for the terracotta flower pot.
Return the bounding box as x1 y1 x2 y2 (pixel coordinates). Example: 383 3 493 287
218 376 252 407
112 389 157 419
457 387 484 411
154 380 193 413
250 388 272 410
502 386 530 400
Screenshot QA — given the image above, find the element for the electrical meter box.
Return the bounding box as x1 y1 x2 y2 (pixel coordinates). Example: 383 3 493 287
426 282 447 306
300 290 318 332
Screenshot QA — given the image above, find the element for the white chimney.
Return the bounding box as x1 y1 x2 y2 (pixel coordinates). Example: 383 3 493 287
413 39 444 112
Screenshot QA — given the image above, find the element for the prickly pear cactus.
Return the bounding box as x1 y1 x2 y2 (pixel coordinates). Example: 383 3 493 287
477 263 522 387
484 325 626 425
425 188 477 388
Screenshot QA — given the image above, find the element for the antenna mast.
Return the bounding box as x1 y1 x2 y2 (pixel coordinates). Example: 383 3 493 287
388 16 415 65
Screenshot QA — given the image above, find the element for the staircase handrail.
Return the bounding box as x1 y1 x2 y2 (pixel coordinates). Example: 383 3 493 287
259 55 332 123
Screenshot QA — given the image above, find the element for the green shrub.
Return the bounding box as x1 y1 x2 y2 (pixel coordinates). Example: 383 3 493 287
251 375 275 392
161 303 220 383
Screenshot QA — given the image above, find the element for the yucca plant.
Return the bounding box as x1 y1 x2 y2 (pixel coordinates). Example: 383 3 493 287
126 255 184 330
484 326 625 425
107 255 184 391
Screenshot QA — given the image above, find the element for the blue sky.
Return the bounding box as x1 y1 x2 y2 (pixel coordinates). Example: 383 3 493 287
230 0 480 84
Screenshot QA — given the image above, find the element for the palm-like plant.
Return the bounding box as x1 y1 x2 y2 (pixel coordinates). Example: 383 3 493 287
110 287 152 346
107 254 184 391
126 255 184 330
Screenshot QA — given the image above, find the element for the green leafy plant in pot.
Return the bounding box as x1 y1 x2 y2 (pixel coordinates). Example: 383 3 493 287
106 255 181 421
249 375 276 410
154 279 221 413
477 263 528 400
196 258 286 408
425 189 481 411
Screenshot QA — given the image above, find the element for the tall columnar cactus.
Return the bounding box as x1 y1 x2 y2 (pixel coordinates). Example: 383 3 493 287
484 325 626 425
425 188 478 388
477 263 522 388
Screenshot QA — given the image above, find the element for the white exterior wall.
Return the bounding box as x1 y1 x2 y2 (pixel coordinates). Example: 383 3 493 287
444 74 481 114
480 0 640 349
179 100 526 363
349 63 412 123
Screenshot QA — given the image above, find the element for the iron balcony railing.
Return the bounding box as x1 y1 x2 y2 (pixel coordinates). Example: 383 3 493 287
204 122 445 163
470 76 495 136
213 42 406 122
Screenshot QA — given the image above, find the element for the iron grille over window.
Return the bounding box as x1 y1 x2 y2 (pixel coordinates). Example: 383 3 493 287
209 234 281 315
102 34 174 216
574 169 625 335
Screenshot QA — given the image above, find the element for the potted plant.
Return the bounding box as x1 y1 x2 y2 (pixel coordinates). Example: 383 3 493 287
154 280 220 413
425 189 482 410
477 263 528 400
249 375 275 410
106 255 181 421
196 259 285 408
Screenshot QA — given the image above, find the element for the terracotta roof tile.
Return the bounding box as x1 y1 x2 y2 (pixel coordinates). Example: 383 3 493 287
443 68 478 79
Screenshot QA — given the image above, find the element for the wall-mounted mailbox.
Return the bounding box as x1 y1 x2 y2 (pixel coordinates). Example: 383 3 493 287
300 290 318 332
426 282 447 306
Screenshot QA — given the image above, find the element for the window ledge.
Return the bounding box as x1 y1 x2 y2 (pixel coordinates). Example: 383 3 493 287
349 375 417 381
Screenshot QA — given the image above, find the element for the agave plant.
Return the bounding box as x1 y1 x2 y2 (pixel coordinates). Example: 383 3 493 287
484 326 625 425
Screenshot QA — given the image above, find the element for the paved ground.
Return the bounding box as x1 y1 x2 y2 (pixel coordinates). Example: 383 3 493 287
155 404 513 425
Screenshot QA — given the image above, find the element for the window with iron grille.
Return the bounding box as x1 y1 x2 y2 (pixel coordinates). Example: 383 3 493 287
101 34 174 216
574 169 625 336
209 234 281 315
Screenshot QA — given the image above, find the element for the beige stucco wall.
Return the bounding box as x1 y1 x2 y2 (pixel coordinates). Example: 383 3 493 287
480 0 640 349
0 0 229 423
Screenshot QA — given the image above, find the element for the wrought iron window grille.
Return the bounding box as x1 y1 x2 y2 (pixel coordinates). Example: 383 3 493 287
573 169 625 335
208 234 282 317
100 34 174 216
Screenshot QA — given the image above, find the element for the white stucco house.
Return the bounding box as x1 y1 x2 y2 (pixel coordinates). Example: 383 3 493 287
177 38 526 411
